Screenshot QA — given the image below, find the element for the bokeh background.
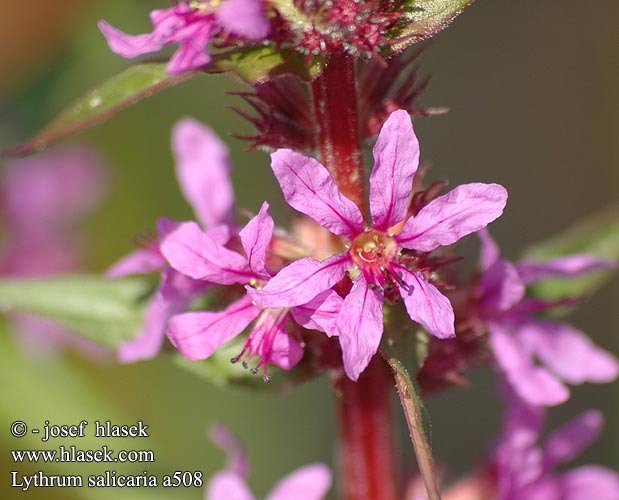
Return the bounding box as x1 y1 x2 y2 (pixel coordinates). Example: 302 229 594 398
1 0 617 498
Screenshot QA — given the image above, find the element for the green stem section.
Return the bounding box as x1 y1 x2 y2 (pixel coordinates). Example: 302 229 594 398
385 352 442 500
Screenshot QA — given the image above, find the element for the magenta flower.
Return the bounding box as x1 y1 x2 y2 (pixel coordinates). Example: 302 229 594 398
207 423 332 500
249 109 508 380
477 229 618 406
107 117 235 362
98 0 269 74
1 146 107 357
492 390 619 500
162 201 343 380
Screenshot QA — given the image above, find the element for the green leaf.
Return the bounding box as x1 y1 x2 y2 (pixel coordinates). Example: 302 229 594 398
523 203 619 300
387 0 475 54
0 275 149 347
4 63 195 157
211 45 325 84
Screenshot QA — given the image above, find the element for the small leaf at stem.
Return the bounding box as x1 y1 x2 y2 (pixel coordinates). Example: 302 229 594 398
211 45 325 84
523 203 619 300
387 0 475 55
381 344 442 500
0 275 149 347
4 63 195 158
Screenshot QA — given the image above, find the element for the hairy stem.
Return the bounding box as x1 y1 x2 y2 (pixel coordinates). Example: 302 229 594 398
333 357 398 500
385 353 442 500
311 51 366 211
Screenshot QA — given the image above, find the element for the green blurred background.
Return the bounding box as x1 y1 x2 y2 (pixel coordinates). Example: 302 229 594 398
1 1 617 498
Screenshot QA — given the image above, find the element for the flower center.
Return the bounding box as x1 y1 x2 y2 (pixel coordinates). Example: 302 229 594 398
350 229 398 269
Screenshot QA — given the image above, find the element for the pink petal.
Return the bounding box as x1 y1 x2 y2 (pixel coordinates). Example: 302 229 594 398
397 267 455 339
488 322 569 406
160 221 252 284
270 149 364 238
397 183 508 252
519 320 619 384
172 117 234 227
2 146 105 230
166 30 212 73
216 0 270 40
248 254 349 308
561 466 619 500
118 269 201 362
98 8 183 59
266 463 332 500
291 290 343 337
209 423 249 478
369 109 419 230
478 258 525 312
337 275 384 381
206 471 255 500
260 321 304 371
105 246 166 278
516 254 617 284
239 202 273 279
477 228 501 271
544 410 603 468
167 296 260 360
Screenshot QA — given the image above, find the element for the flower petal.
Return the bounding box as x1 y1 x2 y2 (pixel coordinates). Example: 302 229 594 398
544 410 603 468
337 275 384 381
239 202 273 279
477 228 501 271
245 311 303 371
291 290 343 337
206 471 255 500
397 183 508 252
209 423 249 478
266 463 332 500
160 221 251 284
216 0 270 40
105 246 165 278
488 322 569 406
118 269 203 362
561 465 619 500
167 296 260 360
248 254 349 308
519 320 619 384
478 258 525 312
97 8 183 59
516 255 617 284
166 29 212 73
397 267 455 339
172 117 234 227
270 149 364 238
369 109 419 230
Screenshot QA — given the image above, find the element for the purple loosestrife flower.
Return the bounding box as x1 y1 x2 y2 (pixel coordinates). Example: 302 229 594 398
162 201 343 380
249 109 508 380
207 423 332 500
476 229 618 406
492 390 619 500
1 146 107 357
98 0 270 74
106 117 235 362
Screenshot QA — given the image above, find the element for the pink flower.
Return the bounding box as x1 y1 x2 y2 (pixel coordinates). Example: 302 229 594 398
492 390 619 500
476 229 618 406
250 109 508 380
98 0 270 74
206 424 332 500
162 201 343 380
1 146 107 358
107 117 234 362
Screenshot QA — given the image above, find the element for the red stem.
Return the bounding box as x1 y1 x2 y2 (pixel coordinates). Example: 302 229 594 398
311 51 366 211
312 50 397 500
333 357 398 500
